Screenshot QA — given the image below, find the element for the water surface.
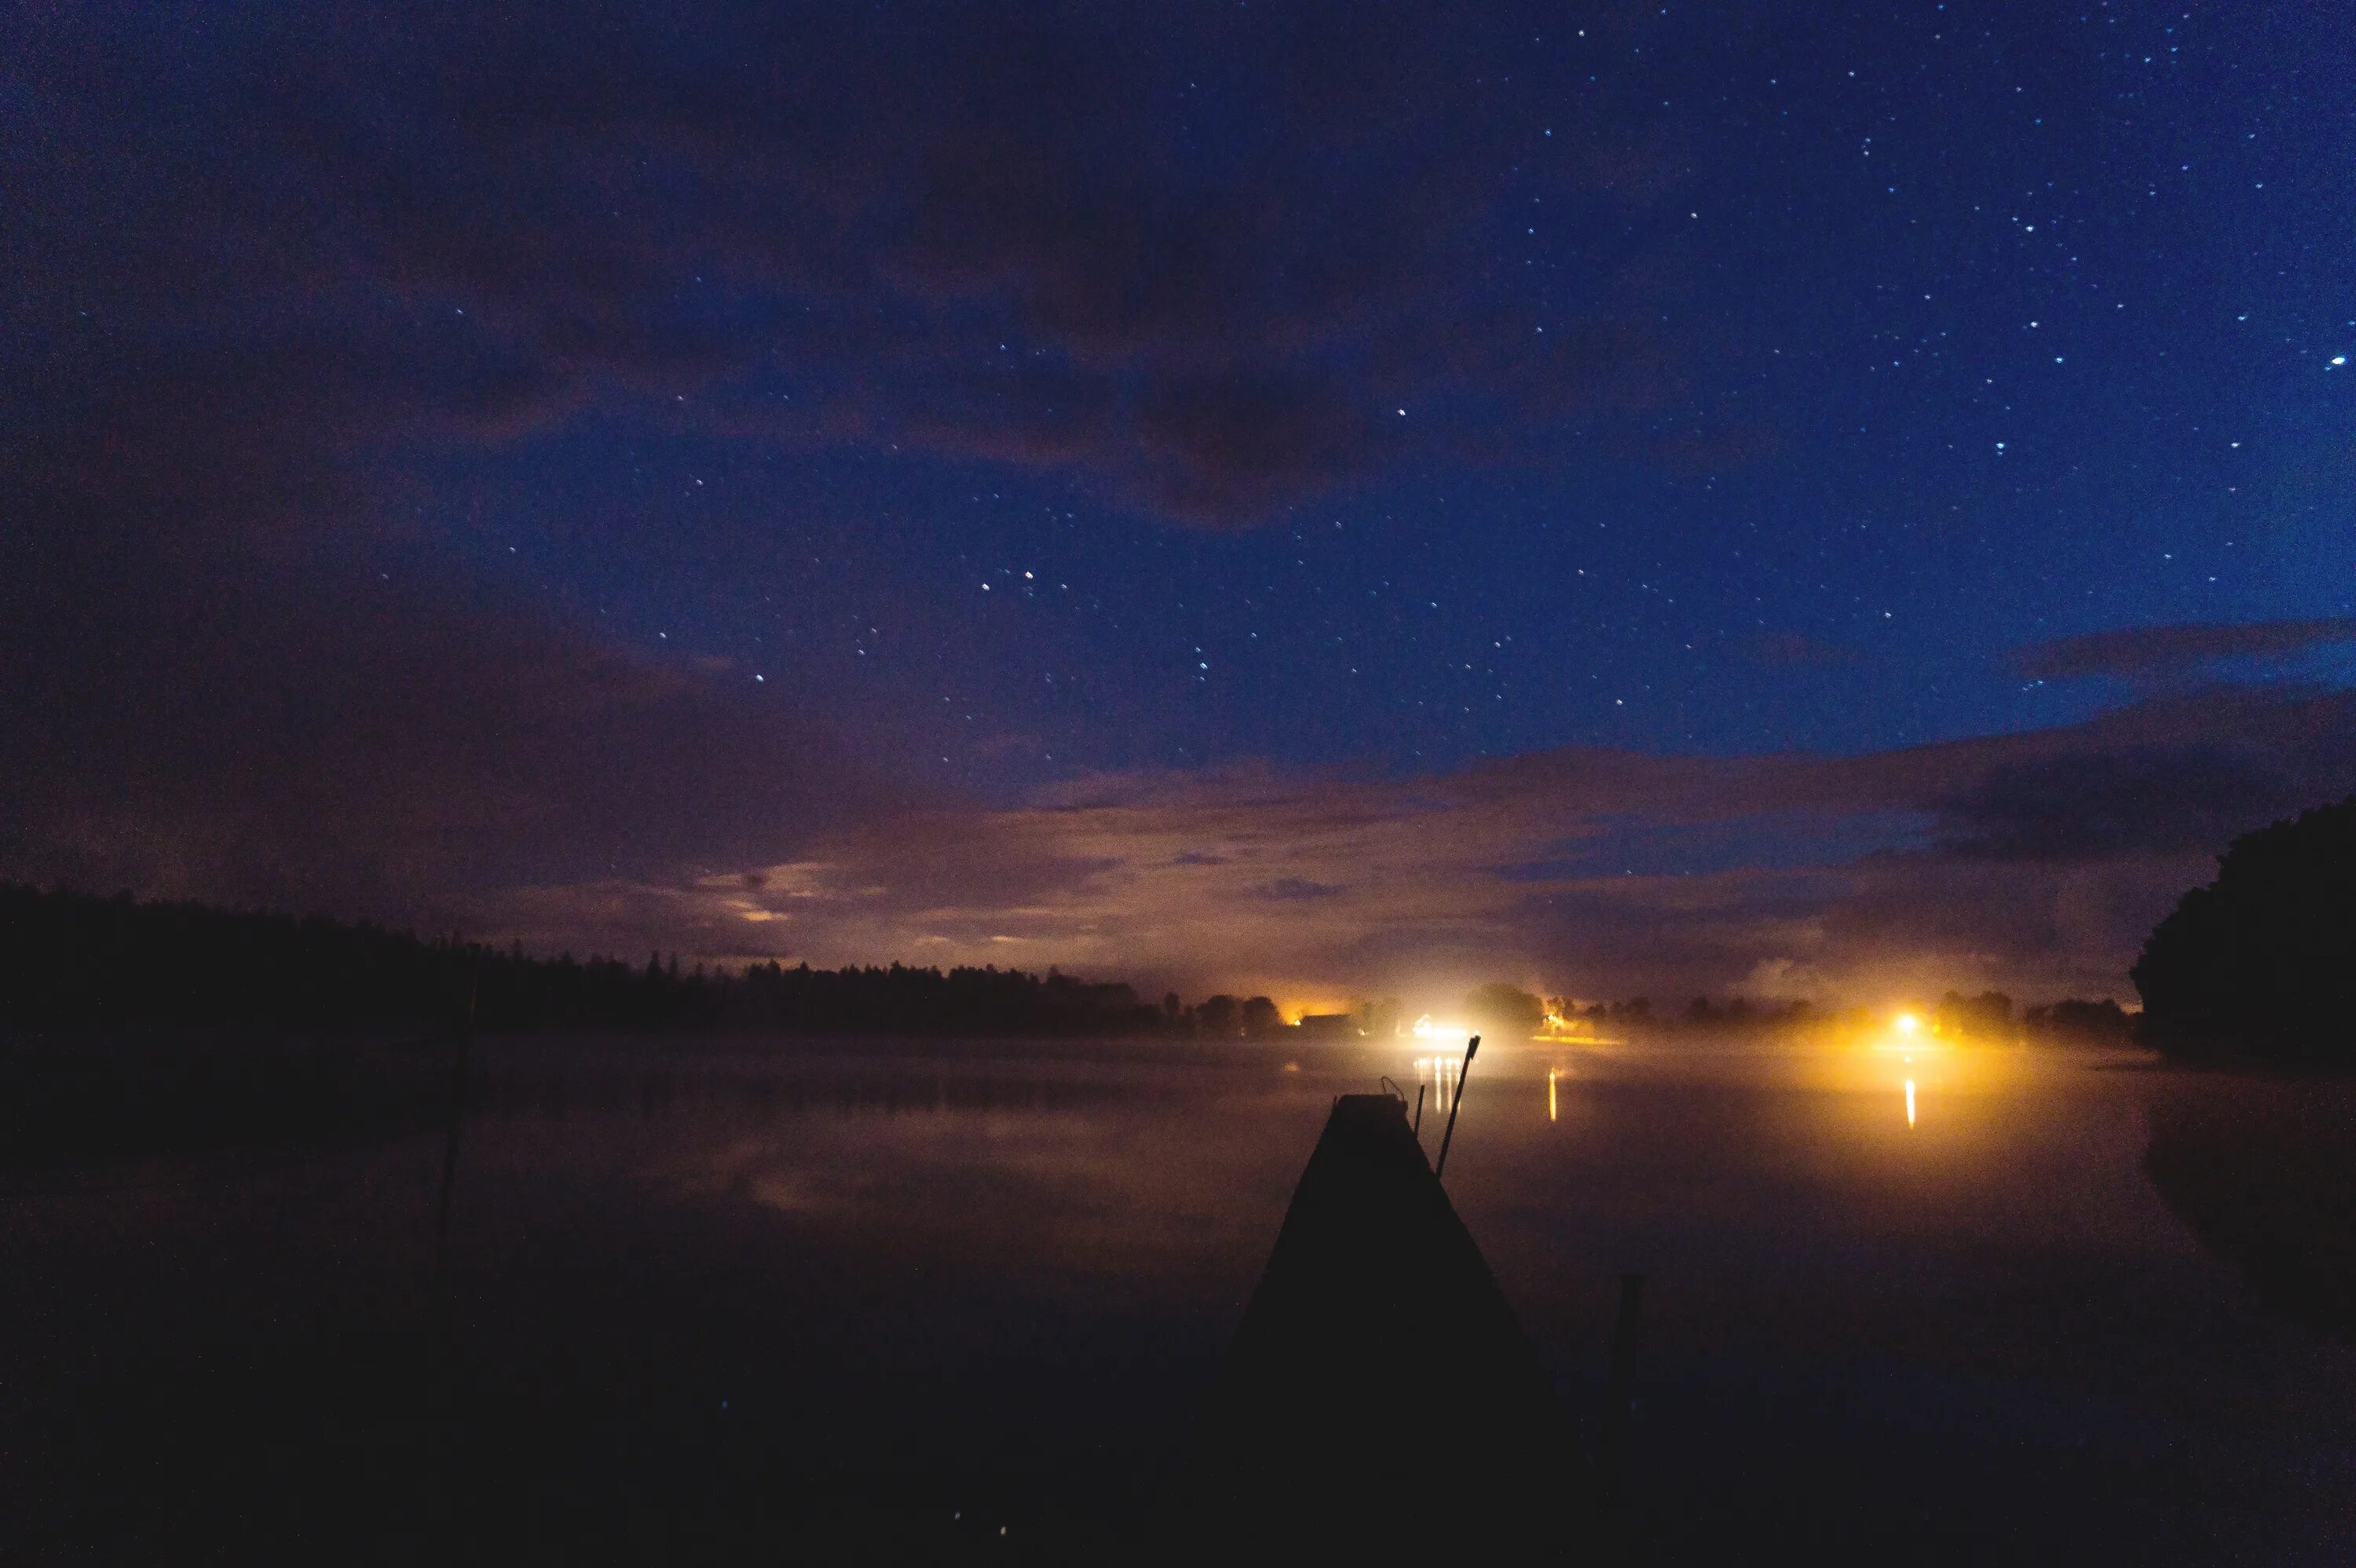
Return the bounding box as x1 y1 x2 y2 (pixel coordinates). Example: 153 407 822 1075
4 1034 2351 1562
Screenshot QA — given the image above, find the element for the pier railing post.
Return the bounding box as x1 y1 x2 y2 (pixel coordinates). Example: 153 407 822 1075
1432 1033 1480 1180
1600 1270 1646 1516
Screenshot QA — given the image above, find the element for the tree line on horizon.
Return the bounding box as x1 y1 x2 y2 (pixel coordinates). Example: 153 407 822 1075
0 883 1309 1038
1540 988 2130 1043
8 778 2349 1064
0 882 2151 1047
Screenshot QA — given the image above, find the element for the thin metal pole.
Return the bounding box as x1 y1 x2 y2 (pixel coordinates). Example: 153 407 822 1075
1432 1034 1480 1180
1413 1084 1425 1138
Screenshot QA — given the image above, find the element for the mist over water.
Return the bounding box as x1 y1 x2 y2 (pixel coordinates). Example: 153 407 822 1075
5 1034 2351 1561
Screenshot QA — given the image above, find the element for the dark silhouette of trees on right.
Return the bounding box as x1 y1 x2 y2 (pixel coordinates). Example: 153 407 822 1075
2133 795 2356 1065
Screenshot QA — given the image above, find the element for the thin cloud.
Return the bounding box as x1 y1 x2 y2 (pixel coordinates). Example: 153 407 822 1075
2011 619 2356 682
516 689 2356 1002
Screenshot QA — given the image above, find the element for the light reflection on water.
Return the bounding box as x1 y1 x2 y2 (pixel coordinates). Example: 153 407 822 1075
1410 1050 1465 1114
1412 1030 1995 1136
4 1033 2354 1562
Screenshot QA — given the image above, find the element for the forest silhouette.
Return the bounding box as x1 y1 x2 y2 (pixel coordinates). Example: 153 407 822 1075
2133 794 2356 1067
0 883 1290 1039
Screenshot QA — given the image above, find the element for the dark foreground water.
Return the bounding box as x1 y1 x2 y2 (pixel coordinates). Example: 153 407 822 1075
3 1033 2352 1563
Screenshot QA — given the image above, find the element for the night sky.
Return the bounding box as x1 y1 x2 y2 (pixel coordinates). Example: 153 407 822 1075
9 2 2354 1006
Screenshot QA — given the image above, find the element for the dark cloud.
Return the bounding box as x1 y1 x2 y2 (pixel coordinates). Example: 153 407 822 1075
0 0 1725 936
1130 373 1374 519
0 539 904 924
1253 878 1346 901
1933 744 2299 863
2011 619 2356 682
1497 811 1926 880
2 0 1684 923
7 0 1687 541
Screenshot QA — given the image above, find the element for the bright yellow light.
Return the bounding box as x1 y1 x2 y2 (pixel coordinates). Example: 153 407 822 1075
1547 1068 1558 1122
1279 996 1351 1025
1893 1011 1922 1036
1410 1014 1473 1041
1904 1078 1917 1128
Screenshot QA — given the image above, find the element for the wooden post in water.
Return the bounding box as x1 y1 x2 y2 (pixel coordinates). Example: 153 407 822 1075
431 966 479 1293
1599 1271 1645 1511
1432 1033 1480 1181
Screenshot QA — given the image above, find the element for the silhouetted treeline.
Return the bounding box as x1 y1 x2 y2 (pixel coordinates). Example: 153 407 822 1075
0 884 1168 1036
1930 992 2134 1043
1645 991 2131 1042
2134 795 2356 1065
2023 997 2132 1044
1920 990 2121 1042
1677 996 1821 1032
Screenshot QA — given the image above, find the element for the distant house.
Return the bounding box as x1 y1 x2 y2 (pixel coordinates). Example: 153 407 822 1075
1293 1013 1359 1039
1538 1009 1597 1042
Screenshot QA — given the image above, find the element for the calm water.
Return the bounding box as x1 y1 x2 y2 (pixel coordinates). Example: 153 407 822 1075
4 1034 2352 1562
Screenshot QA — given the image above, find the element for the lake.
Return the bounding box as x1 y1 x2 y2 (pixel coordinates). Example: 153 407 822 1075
3 1033 2351 1563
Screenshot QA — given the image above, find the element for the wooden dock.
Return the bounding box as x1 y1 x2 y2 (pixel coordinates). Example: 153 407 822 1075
1173 1092 1591 1562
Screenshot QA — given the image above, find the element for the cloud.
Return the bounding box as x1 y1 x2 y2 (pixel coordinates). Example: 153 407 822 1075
17 1 2343 1009
2011 619 2356 682
0 542 904 926
1933 744 2297 863
508 688 2356 1003
0 0 1721 931
1253 877 1347 901
6 0 1691 536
